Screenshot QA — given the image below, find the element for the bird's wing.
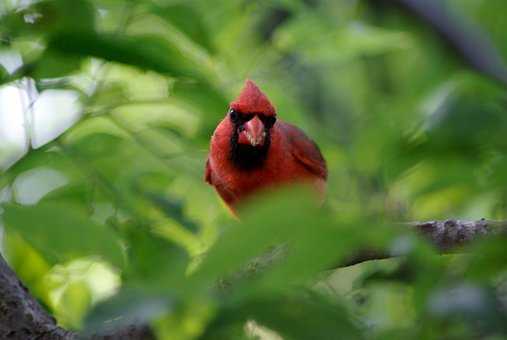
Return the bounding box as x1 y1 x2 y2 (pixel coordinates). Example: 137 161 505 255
280 122 327 180
205 157 213 184
205 157 238 207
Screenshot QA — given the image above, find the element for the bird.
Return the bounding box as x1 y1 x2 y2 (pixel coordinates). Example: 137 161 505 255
205 80 327 211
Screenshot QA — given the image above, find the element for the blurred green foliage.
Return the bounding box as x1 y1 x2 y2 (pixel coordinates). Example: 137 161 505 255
1 0 507 339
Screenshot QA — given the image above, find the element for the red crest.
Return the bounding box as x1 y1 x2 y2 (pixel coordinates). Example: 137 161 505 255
230 80 276 116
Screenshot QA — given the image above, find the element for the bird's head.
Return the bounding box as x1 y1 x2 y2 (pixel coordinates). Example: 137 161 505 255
228 80 277 169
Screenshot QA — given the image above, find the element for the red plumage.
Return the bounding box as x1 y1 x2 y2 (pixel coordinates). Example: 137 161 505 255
205 80 327 210
229 80 276 116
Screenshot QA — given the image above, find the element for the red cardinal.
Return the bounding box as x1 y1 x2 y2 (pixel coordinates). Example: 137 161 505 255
205 80 327 210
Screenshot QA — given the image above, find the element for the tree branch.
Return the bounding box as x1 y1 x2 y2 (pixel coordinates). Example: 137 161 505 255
0 252 73 339
342 219 507 267
388 0 507 86
0 252 153 340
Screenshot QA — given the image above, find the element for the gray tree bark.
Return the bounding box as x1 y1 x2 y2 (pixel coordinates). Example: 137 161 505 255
0 253 72 339
0 253 153 340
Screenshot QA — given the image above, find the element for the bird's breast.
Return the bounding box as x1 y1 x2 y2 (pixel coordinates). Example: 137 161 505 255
209 148 306 204
208 120 323 205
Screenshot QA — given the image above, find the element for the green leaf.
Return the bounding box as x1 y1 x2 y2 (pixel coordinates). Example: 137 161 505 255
202 294 360 340
3 233 52 303
69 132 125 159
31 50 83 79
56 281 92 329
274 18 410 64
0 0 95 38
0 64 8 83
141 191 199 233
187 187 362 296
465 236 507 281
33 0 96 33
2 147 78 185
84 288 171 336
170 80 229 138
47 31 200 78
3 202 123 268
120 220 188 290
427 283 507 334
40 183 93 207
152 4 215 53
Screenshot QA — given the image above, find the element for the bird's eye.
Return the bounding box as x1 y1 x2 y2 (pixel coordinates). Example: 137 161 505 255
229 109 239 122
261 115 276 128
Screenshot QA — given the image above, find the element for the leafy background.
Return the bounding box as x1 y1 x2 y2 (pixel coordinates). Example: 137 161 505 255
1 0 507 339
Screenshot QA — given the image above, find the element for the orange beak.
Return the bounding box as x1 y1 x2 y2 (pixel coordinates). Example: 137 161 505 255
238 116 266 147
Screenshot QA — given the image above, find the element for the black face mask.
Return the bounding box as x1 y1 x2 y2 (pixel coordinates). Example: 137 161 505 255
229 110 274 170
